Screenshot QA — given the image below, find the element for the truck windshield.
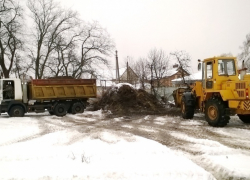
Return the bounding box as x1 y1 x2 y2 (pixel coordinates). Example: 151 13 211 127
218 59 236 76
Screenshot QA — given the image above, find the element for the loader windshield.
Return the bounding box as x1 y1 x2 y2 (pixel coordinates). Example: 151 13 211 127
218 59 236 76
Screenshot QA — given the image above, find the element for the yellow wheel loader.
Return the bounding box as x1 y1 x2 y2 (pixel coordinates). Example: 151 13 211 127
173 57 250 127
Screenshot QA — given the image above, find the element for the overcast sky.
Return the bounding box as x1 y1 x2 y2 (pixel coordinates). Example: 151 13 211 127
61 0 250 72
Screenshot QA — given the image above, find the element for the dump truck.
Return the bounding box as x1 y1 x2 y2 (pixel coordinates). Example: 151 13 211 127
0 78 96 117
173 56 250 127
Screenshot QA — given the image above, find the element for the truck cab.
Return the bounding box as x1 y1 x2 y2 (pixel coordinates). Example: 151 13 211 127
0 79 23 103
0 78 25 116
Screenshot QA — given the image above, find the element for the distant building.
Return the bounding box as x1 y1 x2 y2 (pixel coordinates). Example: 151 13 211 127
171 64 202 87
113 66 139 86
159 64 190 87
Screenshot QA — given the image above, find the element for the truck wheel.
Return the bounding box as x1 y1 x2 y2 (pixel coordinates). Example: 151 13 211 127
237 114 250 123
53 103 67 117
181 96 194 119
205 98 229 127
71 102 84 114
9 105 25 117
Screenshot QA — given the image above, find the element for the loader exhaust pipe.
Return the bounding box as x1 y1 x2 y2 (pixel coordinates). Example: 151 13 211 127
239 60 247 80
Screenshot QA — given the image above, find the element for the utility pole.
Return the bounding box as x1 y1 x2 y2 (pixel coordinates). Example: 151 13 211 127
127 61 129 83
115 50 120 83
150 64 153 94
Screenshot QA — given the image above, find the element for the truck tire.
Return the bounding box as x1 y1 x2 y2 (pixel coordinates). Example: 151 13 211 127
205 98 229 127
9 105 25 117
181 95 195 119
53 103 67 117
71 102 84 114
237 114 250 123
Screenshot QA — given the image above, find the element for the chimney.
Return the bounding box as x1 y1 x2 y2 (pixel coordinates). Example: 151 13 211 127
173 64 178 68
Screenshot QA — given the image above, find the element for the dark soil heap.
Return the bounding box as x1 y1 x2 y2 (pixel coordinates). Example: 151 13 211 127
96 84 165 115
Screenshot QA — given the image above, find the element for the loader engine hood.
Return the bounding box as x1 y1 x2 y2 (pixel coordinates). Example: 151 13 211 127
222 80 250 100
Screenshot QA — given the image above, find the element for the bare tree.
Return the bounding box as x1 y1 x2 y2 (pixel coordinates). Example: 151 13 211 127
11 54 33 78
74 21 115 78
27 0 79 79
170 50 191 87
220 52 233 57
238 33 250 71
147 48 169 94
44 33 78 77
44 21 115 79
0 0 23 78
133 58 149 90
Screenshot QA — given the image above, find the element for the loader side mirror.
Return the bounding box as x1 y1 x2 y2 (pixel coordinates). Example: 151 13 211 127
198 59 201 71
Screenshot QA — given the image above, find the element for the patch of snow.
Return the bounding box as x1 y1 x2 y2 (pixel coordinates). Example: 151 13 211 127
3 112 250 179
170 131 250 179
83 110 103 118
0 129 215 179
115 83 134 89
153 117 167 125
180 120 204 126
138 126 157 133
144 115 152 120
0 117 41 145
121 124 133 129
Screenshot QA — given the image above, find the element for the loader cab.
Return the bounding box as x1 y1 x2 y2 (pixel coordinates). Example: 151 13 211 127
202 57 238 90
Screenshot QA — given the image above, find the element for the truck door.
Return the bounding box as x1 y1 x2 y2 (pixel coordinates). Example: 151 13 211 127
2 80 15 100
205 61 213 89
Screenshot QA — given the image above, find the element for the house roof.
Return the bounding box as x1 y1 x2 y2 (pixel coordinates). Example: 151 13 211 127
172 71 202 83
165 68 178 77
164 67 190 77
113 67 127 78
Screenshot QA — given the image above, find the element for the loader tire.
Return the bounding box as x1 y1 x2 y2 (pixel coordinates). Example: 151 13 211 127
181 95 195 119
237 114 250 123
205 98 229 127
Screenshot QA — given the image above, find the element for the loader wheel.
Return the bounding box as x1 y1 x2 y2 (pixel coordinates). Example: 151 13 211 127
237 114 250 123
205 98 229 127
53 103 67 117
9 105 25 117
181 96 194 119
71 102 84 114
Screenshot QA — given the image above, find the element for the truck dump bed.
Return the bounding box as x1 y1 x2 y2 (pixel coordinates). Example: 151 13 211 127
27 79 96 100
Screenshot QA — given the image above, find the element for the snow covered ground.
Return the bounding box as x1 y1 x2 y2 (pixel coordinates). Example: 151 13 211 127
0 110 250 179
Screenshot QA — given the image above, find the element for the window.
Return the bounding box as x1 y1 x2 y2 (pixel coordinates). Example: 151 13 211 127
206 62 213 79
218 59 236 76
3 80 14 99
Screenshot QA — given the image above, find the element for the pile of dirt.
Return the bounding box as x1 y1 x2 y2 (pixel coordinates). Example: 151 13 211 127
95 84 167 115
